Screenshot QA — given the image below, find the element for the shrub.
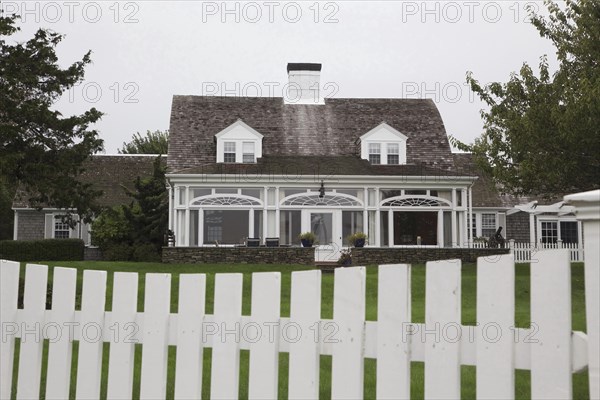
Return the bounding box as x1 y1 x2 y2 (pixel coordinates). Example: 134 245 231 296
132 243 161 262
0 239 84 261
102 243 133 261
91 206 132 249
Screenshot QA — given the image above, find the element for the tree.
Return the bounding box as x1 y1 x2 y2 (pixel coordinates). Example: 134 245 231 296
123 156 168 251
91 156 167 260
456 0 600 198
119 130 169 154
0 14 104 223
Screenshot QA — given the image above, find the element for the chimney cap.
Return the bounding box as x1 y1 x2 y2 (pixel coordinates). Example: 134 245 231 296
287 63 322 73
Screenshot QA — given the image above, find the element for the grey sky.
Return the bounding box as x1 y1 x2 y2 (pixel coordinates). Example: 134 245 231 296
5 0 558 153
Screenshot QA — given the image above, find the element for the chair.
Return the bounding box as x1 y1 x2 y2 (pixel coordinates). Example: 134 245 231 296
246 238 260 247
265 237 280 247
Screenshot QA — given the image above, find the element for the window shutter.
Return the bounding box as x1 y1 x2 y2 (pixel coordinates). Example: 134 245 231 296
44 214 54 239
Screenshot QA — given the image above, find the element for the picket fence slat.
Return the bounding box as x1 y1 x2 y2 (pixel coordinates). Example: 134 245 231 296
583 220 600 400
476 254 515 400
248 272 281 400
174 274 206 400
331 266 366 399
107 272 139 400
288 270 322 400
45 267 77 400
0 260 20 400
75 270 107 400
424 259 462 400
140 273 171 400
16 264 48 400
531 249 573 399
210 273 243 400
376 264 411 400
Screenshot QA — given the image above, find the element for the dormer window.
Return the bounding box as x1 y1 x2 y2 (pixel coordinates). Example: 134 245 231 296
369 143 381 164
242 142 255 163
215 120 264 163
359 123 408 165
387 143 399 165
224 142 236 163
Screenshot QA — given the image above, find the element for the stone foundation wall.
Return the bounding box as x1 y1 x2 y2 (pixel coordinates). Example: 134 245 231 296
162 246 315 265
84 247 104 261
351 247 510 265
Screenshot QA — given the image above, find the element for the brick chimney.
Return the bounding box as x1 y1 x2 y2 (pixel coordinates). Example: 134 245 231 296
285 63 323 105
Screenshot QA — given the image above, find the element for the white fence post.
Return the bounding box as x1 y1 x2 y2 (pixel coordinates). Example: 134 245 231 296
565 190 600 400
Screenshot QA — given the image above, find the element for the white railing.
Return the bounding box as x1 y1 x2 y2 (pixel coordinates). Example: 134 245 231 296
472 240 584 263
0 190 598 400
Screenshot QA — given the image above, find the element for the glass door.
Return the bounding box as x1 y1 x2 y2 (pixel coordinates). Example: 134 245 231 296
306 210 341 262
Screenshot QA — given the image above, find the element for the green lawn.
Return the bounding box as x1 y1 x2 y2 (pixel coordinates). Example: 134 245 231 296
9 261 588 399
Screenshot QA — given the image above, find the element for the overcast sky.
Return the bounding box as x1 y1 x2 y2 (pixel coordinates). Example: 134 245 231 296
5 0 558 153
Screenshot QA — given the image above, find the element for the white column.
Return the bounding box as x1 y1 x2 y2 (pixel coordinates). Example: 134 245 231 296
363 188 368 240
437 210 444 247
167 186 173 231
375 188 381 247
388 210 394 247
263 186 268 244
184 186 190 246
564 190 600 400
198 210 204 246
462 190 468 247
529 213 536 244
451 189 457 247
468 186 473 246
248 209 254 238
275 187 280 239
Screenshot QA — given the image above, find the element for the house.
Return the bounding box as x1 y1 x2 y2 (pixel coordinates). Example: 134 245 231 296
11 154 163 245
165 63 490 261
11 63 583 262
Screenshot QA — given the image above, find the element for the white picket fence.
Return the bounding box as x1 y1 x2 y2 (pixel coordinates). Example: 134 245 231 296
1 190 599 400
472 240 584 263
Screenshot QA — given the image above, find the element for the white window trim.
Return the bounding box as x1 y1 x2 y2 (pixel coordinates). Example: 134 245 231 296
215 120 263 163
359 122 408 165
536 216 580 244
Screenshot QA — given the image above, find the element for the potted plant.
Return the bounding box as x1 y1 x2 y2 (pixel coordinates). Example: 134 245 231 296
299 232 317 247
347 232 367 248
337 248 352 267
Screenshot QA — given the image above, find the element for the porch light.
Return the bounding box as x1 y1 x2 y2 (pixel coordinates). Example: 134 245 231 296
319 180 325 198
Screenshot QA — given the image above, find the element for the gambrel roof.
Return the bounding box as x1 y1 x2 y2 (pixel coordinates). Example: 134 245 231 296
167 96 455 173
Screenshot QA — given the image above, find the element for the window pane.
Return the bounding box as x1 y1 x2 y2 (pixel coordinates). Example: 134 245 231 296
541 221 558 244
215 188 238 194
280 210 301 245
387 143 399 154
369 154 381 164
311 213 332 244
190 210 199 246
254 210 263 239
224 142 236 152
342 211 364 245
54 219 70 239
224 153 236 163
380 211 389 246
560 221 578 244
369 143 380 153
241 189 261 199
481 213 496 237
243 142 254 153
387 154 399 165
203 210 249 245
243 154 255 163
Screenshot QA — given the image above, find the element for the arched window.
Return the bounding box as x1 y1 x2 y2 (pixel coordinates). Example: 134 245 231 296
281 193 362 207
190 195 262 207
381 196 451 207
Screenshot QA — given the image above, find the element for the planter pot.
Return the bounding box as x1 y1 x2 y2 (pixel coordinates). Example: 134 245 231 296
340 258 352 267
301 239 314 248
354 238 366 248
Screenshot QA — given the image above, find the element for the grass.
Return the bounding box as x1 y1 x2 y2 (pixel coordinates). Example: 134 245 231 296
8 260 589 399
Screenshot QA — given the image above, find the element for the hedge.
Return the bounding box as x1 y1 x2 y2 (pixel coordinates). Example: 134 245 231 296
0 239 85 261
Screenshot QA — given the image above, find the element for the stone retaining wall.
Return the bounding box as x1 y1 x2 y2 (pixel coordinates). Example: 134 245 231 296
351 247 510 265
162 246 315 265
